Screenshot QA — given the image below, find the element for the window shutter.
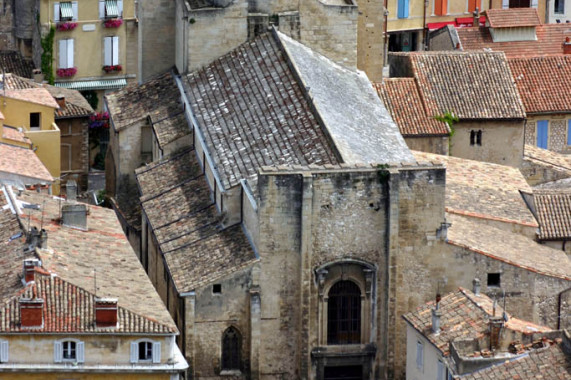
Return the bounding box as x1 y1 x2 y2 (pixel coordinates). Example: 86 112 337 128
130 342 138 363
104 37 112 66
118 0 123 17
567 120 571 145
54 341 63 363
0 341 8 362
59 40 67 69
502 0 509 8
112 36 119 65
67 39 74 68
152 342 161 363
77 341 85 363
403 0 409 18
99 0 105 18
72 1 78 21
54 2 60 22
537 120 549 149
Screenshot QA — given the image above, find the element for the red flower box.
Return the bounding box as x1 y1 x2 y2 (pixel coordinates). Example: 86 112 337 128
56 22 78 31
56 67 77 77
102 65 122 73
104 19 123 28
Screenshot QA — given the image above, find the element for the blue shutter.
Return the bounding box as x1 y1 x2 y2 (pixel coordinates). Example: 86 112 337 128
537 120 548 149
567 120 571 146
398 0 409 18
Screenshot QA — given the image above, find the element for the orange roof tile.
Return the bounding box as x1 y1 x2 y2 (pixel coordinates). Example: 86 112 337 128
485 8 541 28
533 189 571 240
3 88 59 109
2 126 31 146
375 79 450 136
0 143 53 183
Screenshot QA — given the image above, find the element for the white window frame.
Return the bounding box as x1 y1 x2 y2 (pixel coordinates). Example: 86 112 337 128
0 341 8 363
130 339 161 364
54 2 78 22
58 39 74 69
54 339 84 363
99 0 123 19
103 36 120 66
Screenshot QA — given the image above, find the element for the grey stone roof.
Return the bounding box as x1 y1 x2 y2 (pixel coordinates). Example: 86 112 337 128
279 31 413 164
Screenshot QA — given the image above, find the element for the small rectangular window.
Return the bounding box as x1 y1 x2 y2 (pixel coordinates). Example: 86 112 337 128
213 284 222 294
487 273 501 287
416 341 424 370
554 0 564 13
30 113 41 130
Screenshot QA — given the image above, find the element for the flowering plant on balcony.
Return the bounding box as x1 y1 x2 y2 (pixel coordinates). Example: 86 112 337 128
56 22 78 31
56 67 77 77
102 64 122 73
104 19 123 28
89 112 110 129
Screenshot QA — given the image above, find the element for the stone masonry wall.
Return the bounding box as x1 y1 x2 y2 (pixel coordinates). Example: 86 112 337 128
0 0 15 50
355 0 384 81
526 115 571 154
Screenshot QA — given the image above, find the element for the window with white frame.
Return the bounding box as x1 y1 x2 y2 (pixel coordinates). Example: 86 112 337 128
54 1 78 22
103 36 120 66
0 341 8 363
99 0 124 19
130 340 161 363
416 340 424 371
54 339 84 363
58 39 74 69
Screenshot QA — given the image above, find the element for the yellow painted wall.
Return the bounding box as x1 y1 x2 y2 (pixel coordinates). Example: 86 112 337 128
0 95 61 194
39 0 136 80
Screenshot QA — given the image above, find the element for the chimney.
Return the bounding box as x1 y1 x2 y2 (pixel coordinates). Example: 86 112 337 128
473 7 479 27
564 37 571 55
431 307 442 334
66 179 77 201
20 297 44 328
473 278 481 295
61 203 88 230
23 259 41 284
488 316 504 351
55 94 66 109
95 298 118 327
32 69 44 84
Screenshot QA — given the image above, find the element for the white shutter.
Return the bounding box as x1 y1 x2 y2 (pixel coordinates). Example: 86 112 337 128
531 0 538 7
118 0 123 17
54 341 63 363
112 36 119 65
67 39 74 68
104 37 112 66
130 342 138 363
77 341 85 363
99 0 105 18
72 1 78 21
0 341 8 362
152 342 161 363
502 0 509 8
54 2 60 22
59 40 67 69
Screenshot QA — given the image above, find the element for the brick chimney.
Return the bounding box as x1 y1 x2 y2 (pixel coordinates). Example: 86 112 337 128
22 259 41 284
20 297 44 328
488 316 504 351
95 298 118 327
564 37 571 55
55 94 66 109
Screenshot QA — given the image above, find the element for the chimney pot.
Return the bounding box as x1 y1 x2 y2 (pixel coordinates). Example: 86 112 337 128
55 94 66 109
20 297 44 328
95 298 118 327
431 307 442 334
564 37 571 54
473 278 481 295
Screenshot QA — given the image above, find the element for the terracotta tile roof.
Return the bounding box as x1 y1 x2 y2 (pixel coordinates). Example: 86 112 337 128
0 273 175 333
533 190 571 240
403 288 552 356
106 71 181 132
484 8 541 28
375 79 450 136
508 56 571 114
151 111 189 149
0 143 54 183
136 150 257 293
456 24 571 57
413 151 537 227
15 191 177 332
3 88 59 109
2 126 31 146
1 73 37 90
447 214 571 280
183 32 340 190
459 341 570 380
390 51 525 120
0 51 34 78
524 144 571 174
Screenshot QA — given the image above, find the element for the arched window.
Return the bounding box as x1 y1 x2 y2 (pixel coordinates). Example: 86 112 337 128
221 327 241 371
327 280 361 345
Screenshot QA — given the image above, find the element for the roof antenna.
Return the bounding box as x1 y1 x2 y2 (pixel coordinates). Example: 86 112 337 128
40 199 46 231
